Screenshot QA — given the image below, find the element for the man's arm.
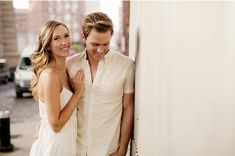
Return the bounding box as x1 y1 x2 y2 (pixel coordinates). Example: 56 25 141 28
111 93 134 156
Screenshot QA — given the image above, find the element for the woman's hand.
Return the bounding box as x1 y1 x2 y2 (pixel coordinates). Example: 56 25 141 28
71 69 85 97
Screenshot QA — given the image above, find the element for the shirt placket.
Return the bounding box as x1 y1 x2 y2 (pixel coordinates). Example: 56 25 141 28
87 60 104 156
83 59 92 156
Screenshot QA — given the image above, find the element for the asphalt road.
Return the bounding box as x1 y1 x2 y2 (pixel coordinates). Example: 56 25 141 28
0 82 39 156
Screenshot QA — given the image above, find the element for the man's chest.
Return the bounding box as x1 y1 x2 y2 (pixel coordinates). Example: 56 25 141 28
83 63 126 97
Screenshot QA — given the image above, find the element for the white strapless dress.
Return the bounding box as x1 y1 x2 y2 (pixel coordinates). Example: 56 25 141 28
30 88 77 156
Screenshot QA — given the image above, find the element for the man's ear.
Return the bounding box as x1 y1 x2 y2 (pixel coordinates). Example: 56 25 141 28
80 32 86 44
81 32 85 39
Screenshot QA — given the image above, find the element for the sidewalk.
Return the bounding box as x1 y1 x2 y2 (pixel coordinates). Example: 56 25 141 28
0 83 39 156
1 116 39 156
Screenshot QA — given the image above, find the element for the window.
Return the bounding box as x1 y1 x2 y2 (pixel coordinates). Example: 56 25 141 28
20 57 31 70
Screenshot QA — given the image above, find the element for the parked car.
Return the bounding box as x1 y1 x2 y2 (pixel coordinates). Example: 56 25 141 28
9 66 16 82
0 58 10 84
14 46 34 97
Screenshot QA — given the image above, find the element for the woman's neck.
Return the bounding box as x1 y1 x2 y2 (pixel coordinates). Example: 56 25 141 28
48 57 66 71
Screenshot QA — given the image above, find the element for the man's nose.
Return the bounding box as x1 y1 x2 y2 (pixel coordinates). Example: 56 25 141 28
97 46 106 53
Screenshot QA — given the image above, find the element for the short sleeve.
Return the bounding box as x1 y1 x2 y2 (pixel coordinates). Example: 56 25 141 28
123 61 135 93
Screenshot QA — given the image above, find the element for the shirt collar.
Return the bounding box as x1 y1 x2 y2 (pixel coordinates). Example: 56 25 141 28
80 49 87 60
81 49 113 64
103 49 113 63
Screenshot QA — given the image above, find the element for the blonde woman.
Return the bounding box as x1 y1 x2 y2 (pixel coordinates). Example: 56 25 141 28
30 20 84 156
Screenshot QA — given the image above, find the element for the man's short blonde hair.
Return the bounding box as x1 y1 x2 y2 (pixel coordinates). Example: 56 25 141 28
82 12 113 38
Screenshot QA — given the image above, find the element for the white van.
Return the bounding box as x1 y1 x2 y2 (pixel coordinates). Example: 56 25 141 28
14 46 34 97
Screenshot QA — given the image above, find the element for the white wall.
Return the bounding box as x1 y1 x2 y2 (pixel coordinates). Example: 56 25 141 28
129 2 235 156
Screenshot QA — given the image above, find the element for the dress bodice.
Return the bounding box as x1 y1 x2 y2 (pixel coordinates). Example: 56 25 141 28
30 87 77 156
39 87 73 118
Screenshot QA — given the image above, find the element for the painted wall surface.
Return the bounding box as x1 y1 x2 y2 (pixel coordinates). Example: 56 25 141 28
129 2 235 156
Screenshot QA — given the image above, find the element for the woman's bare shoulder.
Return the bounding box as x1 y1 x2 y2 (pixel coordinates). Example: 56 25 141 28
40 68 60 85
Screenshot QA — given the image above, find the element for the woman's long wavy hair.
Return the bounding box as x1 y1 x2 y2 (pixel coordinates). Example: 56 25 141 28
31 20 69 101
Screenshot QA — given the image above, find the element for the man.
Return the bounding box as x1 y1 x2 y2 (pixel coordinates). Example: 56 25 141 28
66 12 135 156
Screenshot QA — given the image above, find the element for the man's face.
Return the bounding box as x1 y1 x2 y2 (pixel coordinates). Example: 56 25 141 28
85 29 112 62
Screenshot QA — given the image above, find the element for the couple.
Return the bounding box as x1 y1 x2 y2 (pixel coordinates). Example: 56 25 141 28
29 12 135 156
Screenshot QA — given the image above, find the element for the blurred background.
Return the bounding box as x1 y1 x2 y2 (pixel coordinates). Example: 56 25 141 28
1 0 130 68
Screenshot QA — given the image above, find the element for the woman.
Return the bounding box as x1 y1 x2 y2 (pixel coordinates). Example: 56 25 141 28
30 20 84 156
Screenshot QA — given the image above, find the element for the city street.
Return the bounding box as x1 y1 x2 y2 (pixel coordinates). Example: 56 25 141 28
0 82 39 156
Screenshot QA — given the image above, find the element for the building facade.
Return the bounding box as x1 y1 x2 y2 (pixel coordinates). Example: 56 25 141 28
0 1 18 67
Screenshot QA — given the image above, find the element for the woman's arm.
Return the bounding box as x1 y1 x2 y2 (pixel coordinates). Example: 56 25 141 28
42 69 84 133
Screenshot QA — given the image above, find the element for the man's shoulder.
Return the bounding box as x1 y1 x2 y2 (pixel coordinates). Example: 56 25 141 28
67 51 84 64
111 50 134 64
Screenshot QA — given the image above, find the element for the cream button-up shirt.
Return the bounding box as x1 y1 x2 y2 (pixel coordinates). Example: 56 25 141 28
66 49 135 156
